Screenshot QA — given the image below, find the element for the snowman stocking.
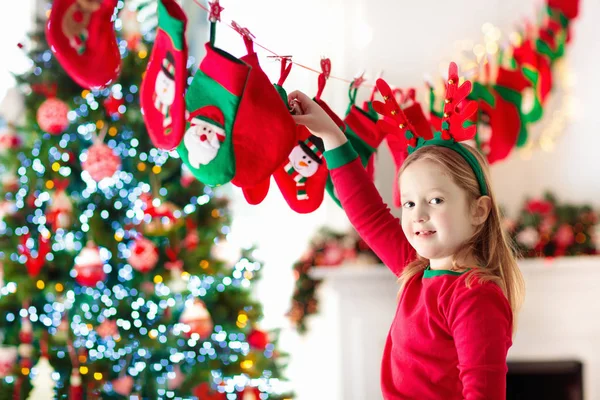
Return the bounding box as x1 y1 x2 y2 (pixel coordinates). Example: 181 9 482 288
273 128 328 214
177 42 251 186
230 35 296 188
140 0 188 150
46 0 121 89
325 84 382 208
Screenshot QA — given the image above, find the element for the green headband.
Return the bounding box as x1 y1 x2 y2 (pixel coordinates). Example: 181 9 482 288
407 130 489 196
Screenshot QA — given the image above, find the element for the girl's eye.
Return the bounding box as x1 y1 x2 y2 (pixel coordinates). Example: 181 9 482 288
430 198 444 205
402 201 415 209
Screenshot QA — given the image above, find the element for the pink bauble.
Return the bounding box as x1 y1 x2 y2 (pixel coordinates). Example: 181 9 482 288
128 237 159 273
180 301 213 339
37 98 70 134
83 143 121 182
112 375 134 396
74 242 106 286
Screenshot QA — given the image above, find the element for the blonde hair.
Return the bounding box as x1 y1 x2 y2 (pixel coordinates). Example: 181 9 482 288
398 144 525 324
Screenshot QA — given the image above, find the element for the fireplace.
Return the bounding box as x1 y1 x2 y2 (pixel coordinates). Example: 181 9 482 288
507 360 583 400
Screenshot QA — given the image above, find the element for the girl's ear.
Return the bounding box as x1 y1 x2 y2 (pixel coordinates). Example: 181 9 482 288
471 196 492 226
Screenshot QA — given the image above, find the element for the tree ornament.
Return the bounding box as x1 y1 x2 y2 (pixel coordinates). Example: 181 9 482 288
46 180 73 231
167 364 185 390
0 345 17 378
193 382 226 400
103 94 124 118
37 97 70 135
179 300 213 339
96 319 118 340
247 328 269 351
73 241 106 286
128 236 159 273
82 128 121 182
112 375 134 396
0 126 22 153
27 339 55 400
140 193 183 236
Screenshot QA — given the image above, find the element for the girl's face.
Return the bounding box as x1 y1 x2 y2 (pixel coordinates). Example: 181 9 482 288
400 160 478 269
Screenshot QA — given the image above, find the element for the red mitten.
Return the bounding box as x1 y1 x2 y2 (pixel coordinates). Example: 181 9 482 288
140 0 188 150
273 128 328 214
230 33 296 188
46 0 120 89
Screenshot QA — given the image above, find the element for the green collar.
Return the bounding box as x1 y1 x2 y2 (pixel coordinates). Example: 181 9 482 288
423 265 470 278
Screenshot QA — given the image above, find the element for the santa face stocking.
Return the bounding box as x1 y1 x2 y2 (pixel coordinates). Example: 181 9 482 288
177 43 251 186
140 0 188 151
230 37 296 188
46 0 121 89
273 128 328 214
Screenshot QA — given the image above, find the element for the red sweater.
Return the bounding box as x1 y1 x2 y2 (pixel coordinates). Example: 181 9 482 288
324 142 513 400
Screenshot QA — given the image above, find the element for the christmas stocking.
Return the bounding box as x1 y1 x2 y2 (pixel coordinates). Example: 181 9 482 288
46 0 121 89
140 0 188 151
536 18 567 62
326 84 382 208
177 42 251 186
273 128 328 214
513 38 553 123
494 65 530 147
240 57 294 206
468 82 521 164
230 35 296 188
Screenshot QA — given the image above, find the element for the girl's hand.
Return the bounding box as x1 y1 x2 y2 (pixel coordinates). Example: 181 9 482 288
288 90 347 150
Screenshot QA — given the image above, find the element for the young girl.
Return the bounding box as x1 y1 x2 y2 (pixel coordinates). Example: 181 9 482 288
287 71 525 399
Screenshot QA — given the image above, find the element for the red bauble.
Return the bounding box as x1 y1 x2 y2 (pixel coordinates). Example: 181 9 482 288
103 95 125 117
128 237 159 273
82 142 121 182
179 300 213 339
247 328 269 351
37 98 70 134
192 382 226 400
74 241 106 286
238 387 262 400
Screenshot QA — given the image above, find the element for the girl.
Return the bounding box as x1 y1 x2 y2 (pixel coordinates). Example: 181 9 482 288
287 70 525 399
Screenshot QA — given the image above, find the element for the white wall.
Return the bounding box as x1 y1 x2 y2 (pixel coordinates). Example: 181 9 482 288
191 1 600 398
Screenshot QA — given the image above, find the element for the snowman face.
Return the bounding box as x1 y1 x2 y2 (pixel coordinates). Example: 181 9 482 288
155 70 176 106
288 145 320 178
183 119 225 168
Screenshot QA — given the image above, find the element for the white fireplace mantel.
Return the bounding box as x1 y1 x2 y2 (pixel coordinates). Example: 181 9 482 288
309 256 600 400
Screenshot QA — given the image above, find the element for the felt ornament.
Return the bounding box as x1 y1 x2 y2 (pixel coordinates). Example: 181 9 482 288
140 0 188 150
179 300 213 339
46 0 121 89
73 241 106 286
46 180 73 231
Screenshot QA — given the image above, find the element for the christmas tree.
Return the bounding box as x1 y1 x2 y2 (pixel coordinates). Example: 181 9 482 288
0 1 290 398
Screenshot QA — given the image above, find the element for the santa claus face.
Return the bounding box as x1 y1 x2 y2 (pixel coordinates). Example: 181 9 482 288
155 70 176 106
183 119 225 168
288 145 320 178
